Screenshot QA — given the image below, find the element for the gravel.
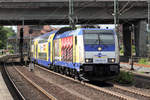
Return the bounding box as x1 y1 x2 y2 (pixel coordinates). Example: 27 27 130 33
108 67 150 100
105 86 150 100
8 63 150 100
6 66 49 100
33 65 120 100
16 66 84 100
119 67 150 95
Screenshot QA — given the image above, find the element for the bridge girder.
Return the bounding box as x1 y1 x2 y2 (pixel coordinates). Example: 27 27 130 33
0 7 147 25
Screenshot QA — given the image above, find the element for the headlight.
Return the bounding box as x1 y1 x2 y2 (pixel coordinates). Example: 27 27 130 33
85 58 93 63
98 47 102 51
86 59 89 62
112 59 115 62
108 58 116 63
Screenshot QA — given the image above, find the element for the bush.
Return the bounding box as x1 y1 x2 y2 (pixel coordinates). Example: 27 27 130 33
132 45 135 54
120 45 124 55
119 45 136 56
115 71 134 84
9 49 14 54
138 58 149 65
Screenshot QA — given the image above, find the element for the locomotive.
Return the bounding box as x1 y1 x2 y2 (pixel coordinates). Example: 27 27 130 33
31 27 120 81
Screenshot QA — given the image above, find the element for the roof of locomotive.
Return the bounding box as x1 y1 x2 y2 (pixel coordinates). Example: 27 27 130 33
40 30 57 38
32 28 115 41
54 28 115 39
32 30 58 41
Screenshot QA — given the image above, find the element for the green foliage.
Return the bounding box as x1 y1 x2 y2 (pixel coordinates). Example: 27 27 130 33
115 71 134 84
7 44 13 49
5 27 16 37
132 45 135 54
9 49 14 54
120 48 124 55
120 45 124 55
120 45 136 56
8 44 14 54
138 58 150 65
0 26 16 49
0 26 7 49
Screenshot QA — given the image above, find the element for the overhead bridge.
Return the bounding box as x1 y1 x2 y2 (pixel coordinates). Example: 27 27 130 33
0 0 147 25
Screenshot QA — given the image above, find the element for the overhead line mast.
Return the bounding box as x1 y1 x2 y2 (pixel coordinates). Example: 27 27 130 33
114 0 119 32
147 0 150 56
69 0 75 29
147 0 150 36
114 0 120 47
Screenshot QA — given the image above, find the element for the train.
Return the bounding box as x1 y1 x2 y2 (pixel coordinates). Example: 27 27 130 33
31 27 120 81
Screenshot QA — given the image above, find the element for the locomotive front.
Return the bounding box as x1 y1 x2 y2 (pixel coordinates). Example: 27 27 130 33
80 29 120 81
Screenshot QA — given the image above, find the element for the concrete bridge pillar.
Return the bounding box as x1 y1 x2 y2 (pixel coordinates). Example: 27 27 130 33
135 20 148 57
123 23 131 57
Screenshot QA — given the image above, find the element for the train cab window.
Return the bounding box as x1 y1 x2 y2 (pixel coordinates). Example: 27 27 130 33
99 34 115 45
84 34 99 45
83 30 115 45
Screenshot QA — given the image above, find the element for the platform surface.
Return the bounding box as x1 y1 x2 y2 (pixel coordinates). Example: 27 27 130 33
121 63 150 75
0 72 13 100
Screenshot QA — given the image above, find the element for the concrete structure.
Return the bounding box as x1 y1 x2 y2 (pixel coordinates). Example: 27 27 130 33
0 0 149 57
0 0 147 25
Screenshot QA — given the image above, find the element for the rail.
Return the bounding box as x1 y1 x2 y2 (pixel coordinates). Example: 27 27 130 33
2 63 26 100
14 66 57 100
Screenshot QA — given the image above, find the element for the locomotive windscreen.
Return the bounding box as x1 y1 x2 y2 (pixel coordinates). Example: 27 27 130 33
83 30 115 45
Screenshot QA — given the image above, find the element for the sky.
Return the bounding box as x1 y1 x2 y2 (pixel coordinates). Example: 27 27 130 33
5 26 17 33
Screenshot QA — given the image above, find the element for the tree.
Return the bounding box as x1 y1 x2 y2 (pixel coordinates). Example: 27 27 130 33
0 26 16 49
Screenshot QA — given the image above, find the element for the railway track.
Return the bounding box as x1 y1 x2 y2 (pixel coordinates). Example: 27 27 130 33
3 54 150 100
110 83 150 98
104 82 150 100
2 55 56 100
5 64 57 100
7 65 89 100
0 59 26 100
35 64 150 100
3 55 150 100
3 67 26 100
14 67 57 100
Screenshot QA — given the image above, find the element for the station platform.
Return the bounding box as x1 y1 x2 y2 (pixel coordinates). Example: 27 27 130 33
120 62 150 75
0 72 13 100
